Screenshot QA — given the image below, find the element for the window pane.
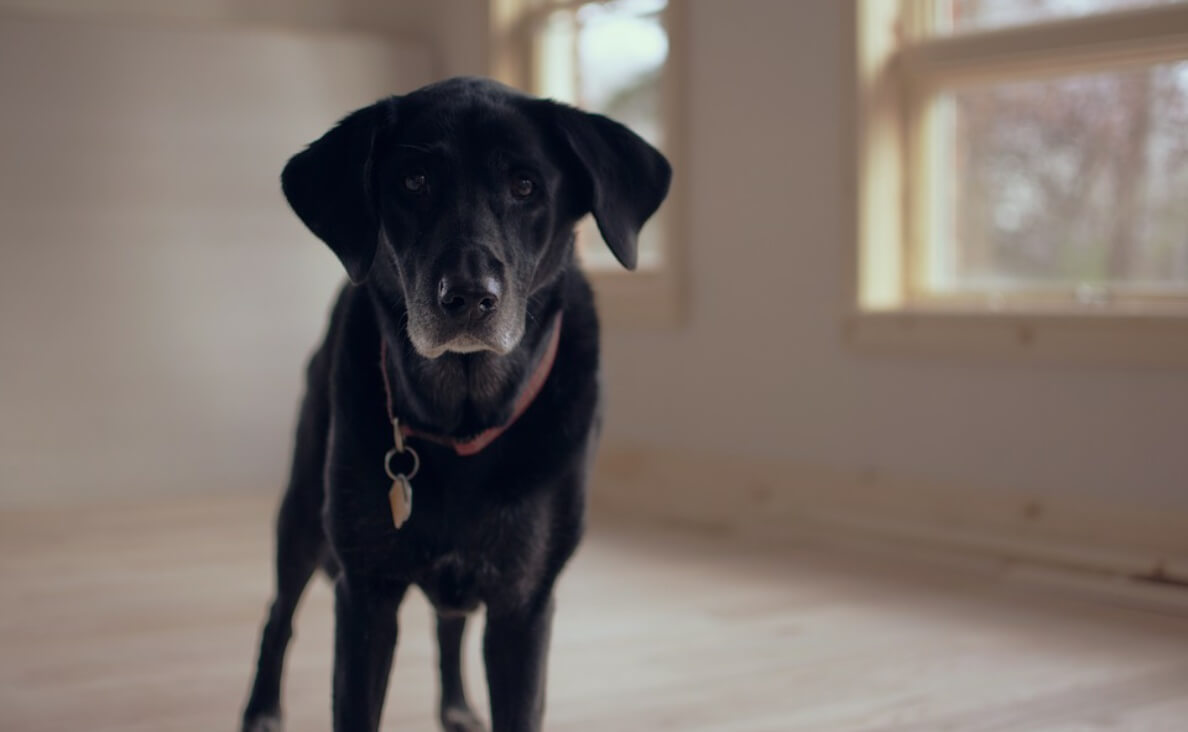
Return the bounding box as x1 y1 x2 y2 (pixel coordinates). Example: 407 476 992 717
927 62 1188 300
936 0 1185 34
536 0 668 269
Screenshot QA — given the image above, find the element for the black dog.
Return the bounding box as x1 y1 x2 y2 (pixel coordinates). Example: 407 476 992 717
241 77 670 732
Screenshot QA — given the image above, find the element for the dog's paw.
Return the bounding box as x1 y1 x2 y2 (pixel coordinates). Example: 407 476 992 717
442 705 487 732
242 713 283 732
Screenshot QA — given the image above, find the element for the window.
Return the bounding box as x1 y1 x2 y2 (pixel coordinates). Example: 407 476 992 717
857 0 1188 316
490 0 683 325
534 0 670 270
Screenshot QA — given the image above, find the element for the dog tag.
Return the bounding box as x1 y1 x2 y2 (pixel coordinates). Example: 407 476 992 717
389 474 413 529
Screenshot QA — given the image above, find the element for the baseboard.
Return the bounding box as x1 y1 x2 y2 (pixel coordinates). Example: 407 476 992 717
591 444 1188 587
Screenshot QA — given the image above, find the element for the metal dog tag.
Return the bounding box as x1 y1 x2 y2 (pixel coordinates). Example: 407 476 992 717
383 419 419 530
388 474 413 529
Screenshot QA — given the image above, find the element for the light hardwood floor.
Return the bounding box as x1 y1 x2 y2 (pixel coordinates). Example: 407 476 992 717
2 494 1187 732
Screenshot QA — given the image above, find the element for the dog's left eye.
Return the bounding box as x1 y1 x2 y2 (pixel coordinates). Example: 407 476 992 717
404 173 427 194
510 177 534 199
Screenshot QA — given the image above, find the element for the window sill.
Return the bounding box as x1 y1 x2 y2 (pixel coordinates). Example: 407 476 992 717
588 267 684 329
844 309 1188 367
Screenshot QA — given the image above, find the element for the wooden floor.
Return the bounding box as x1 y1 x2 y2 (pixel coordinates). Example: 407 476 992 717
3 494 1188 732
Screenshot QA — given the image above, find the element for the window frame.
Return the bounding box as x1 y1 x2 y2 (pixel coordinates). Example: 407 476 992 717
490 0 686 327
850 0 1188 363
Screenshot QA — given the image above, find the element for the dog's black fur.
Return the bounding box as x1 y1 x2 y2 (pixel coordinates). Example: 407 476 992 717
241 77 670 732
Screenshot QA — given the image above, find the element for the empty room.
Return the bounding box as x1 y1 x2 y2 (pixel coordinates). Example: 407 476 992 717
2 1 1187 730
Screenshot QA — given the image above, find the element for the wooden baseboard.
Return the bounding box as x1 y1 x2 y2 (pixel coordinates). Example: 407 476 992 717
592 444 1188 585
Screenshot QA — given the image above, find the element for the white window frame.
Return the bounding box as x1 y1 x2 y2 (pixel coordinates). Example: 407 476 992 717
489 0 685 327
850 1 1188 364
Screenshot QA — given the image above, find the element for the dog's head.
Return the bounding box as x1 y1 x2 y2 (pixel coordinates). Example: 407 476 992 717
282 77 671 358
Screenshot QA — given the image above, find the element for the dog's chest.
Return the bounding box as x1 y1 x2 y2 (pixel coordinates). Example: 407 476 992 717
395 490 552 612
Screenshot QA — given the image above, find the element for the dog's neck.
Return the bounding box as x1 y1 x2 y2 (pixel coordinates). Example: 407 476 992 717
368 278 567 441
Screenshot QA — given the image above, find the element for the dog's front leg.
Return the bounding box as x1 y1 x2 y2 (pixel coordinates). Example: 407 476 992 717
483 594 555 732
332 575 405 732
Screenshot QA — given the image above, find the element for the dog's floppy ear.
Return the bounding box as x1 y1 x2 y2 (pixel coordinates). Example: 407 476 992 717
547 103 672 270
282 99 393 283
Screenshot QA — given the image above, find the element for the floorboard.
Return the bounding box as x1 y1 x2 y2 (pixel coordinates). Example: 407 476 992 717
2 494 1187 731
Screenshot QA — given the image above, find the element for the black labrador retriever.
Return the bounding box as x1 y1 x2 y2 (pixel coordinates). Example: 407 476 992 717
241 77 670 732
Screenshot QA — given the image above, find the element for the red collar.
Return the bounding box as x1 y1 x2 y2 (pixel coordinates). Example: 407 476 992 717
379 312 563 456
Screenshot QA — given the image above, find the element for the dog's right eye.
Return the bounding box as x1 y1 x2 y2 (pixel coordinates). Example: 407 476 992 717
403 173 427 194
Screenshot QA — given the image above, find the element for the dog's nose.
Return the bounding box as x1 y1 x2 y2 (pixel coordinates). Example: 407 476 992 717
437 275 501 321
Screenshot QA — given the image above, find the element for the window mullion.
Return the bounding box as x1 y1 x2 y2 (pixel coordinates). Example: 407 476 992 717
901 3 1188 90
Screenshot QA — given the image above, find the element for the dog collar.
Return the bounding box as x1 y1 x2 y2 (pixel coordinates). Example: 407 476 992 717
379 312 563 457
378 312 562 530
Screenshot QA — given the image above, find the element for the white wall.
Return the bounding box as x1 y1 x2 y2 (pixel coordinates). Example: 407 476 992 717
0 11 433 502
0 0 488 77
0 1 490 504
600 0 1188 511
